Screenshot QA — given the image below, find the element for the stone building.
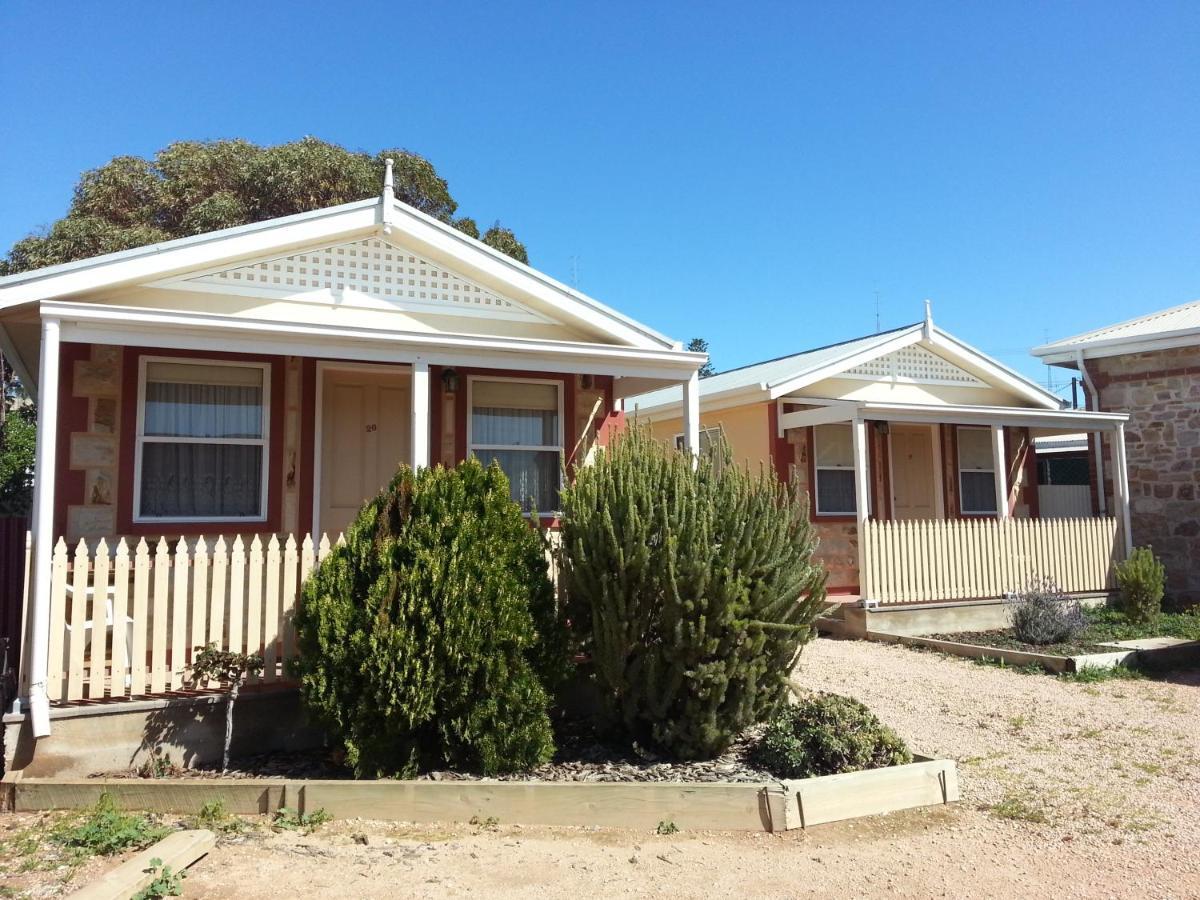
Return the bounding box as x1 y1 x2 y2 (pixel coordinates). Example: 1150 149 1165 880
1035 300 1200 607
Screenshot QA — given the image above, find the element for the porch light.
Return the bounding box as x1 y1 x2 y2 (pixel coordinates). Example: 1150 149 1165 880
441 367 460 394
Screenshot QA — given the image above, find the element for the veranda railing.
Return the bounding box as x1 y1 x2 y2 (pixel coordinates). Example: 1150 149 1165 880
860 516 1122 605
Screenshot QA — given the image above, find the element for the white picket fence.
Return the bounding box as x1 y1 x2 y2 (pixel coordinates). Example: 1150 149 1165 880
39 532 342 704
860 516 1121 604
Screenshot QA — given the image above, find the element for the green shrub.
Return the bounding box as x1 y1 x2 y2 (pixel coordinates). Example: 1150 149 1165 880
751 693 912 778
293 460 566 777
559 425 828 761
1114 547 1166 625
1008 577 1084 645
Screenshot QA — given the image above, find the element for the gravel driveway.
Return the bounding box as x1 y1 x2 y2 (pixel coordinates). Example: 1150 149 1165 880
13 637 1200 897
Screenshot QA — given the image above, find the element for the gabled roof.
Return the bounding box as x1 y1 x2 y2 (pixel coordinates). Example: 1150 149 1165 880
0 190 677 351
630 317 1064 415
1033 299 1200 365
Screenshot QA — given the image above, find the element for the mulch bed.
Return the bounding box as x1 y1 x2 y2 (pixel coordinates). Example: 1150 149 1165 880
926 630 1119 657
93 723 776 784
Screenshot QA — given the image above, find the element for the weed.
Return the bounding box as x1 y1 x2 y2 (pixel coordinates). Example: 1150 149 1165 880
989 794 1049 824
136 753 177 779
51 793 169 858
1060 664 1145 684
1006 715 1029 732
468 815 499 831
272 807 331 834
656 820 679 836
1132 762 1163 776
187 799 246 835
133 857 186 899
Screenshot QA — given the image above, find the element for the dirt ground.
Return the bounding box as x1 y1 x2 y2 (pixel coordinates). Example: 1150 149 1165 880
7 637 1200 898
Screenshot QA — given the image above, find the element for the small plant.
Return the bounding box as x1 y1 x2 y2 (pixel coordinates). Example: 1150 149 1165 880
188 799 246 835
272 807 332 834
655 820 679 835
989 794 1048 824
468 815 499 831
752 693 912 779
133 857 185 899
1115 547 1166 626
52 793 170 857
136 752 176 779
1060 664 1145 684
1008 577 1085 646
187 644 264 773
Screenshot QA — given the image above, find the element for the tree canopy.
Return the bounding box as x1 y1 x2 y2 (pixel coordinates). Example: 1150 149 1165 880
1 137 529 275
686 337 716 378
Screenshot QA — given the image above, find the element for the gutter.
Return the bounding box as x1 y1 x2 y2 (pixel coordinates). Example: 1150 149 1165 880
1076 349 1107 515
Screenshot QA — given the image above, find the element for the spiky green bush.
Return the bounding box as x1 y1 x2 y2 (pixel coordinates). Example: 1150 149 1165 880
293 460 568 777
558 425 828 760
1115 546 1166 625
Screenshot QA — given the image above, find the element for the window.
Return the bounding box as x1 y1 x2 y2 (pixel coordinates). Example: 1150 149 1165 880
135 359 269 521
674 425 724 454
813 424 856 515
957 426 997 515
469 378 563 513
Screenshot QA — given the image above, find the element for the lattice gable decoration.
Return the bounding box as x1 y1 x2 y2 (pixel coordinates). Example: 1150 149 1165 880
842 345 985 386
164 238 549 323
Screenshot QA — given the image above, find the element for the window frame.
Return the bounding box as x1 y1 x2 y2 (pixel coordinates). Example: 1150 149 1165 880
465 374 565 513
132 355 272 524
812 423 858 517
673 424 724 453
956 425 998 516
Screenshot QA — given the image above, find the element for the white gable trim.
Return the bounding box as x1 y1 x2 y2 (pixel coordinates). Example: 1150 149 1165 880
151 235 554 324
926 329 1063 409
0 195 676 351
765 326 924 399
42 300 706 382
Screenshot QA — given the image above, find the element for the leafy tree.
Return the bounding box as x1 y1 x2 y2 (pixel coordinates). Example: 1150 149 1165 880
293 460 567 777
686 338 716 378
1 353 34 515
559 426 828 760
1 137 528 275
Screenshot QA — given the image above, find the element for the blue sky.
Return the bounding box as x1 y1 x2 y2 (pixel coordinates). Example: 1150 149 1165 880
2 2 1197 394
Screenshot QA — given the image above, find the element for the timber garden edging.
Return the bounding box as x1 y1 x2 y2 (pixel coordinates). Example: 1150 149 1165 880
3 757 958 833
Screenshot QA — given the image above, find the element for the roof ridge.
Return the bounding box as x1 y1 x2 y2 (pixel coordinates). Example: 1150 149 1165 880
709 321 920 378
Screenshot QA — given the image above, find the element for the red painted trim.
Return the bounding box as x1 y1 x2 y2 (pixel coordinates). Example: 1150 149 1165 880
1090 362 1200 387
429 365 443 467
116 347 286 536
53 343 93 538
1023 427 1041 519
298 358 316 534
766 402 792 484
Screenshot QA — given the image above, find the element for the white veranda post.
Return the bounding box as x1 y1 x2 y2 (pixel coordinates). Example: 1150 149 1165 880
25 317 60 735
991 424 1010 519
1112 423 1133 555
851 418 870 523
411 361 430 469
682 371 700 461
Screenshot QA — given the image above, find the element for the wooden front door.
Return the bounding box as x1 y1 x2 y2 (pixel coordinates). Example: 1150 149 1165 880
890 424 938 520
319 368 411 536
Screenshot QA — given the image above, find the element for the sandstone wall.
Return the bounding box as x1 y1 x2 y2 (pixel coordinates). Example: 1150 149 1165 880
1089 346 1200 606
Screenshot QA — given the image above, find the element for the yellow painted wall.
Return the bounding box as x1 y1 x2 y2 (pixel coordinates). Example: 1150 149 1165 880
798 376 1028 408
647 401 773 470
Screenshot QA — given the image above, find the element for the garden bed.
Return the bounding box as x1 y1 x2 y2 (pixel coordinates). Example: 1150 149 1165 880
8 756 958 833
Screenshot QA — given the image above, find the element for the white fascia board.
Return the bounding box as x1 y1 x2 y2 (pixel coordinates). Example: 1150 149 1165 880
1034 328 1200 365
0 322 36 401
44 301 705 382
385 200 674 350
626 383 767 420
855 400 1128 431
765 326 923 399
927 328 1063 409
777 403 858 433
0 201 381 308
